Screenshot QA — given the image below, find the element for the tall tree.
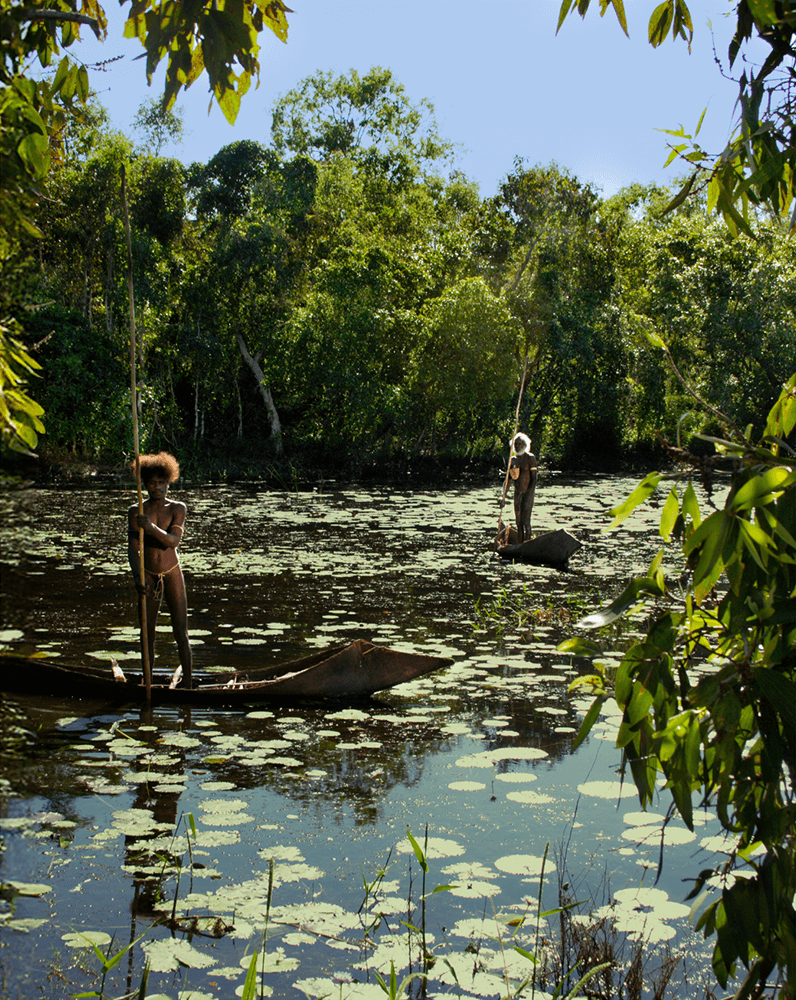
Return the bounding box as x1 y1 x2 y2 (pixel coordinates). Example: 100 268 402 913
0 0 292 455
271 67 454 188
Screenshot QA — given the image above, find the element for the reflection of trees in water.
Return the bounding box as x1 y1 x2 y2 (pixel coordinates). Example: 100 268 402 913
0 699 110 829
210 713 452 826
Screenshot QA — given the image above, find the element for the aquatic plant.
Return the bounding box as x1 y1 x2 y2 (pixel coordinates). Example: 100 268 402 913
560 374 796 997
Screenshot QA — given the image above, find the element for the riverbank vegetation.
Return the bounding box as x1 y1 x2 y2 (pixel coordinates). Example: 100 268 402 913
1 62 794 481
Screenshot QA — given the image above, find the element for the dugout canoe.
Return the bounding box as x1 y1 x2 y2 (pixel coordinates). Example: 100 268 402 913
495 526 582 568
0 640 451 707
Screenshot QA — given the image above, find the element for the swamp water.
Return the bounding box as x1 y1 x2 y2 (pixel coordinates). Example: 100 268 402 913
0 474 735 1000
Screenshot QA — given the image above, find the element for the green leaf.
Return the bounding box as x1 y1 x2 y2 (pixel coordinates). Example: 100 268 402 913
241 947 260 1000
746 0 781 25
681 480 702 528
135 961 150 1000
76 64 90 103
738 520 769 572
577 576 665 628
660 487 679 541
217 84 242 125
687 511 732 604
607 472 665 529
16 132 50 178
406 829 428 873
608 0 629 35
764 375 796 441
556 0 579 32
660 172 696 214
649 1 674 46
754 669 796 736
571 696 605 751
557 637 603 657
643 327 668 350
730 468 796 511
562 962 613 999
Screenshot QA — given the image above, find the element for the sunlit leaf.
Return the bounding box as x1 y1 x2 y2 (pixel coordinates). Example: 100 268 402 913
660 487 679 541
607 472 665 529
577 576 665 628
729 468 795 511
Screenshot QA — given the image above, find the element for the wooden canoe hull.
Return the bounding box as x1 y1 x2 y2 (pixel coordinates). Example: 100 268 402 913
0 640 451 706
496 527 582 567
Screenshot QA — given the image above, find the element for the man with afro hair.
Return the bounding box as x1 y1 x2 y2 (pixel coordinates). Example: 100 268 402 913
128 452 192 687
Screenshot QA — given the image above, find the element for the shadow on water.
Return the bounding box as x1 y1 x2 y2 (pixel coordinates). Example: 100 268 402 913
0 474 728 999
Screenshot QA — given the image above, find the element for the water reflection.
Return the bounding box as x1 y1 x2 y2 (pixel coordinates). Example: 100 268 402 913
0 475 728 998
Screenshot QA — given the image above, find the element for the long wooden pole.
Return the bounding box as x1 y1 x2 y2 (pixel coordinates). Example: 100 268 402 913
121 165 151 701
497 348 531 535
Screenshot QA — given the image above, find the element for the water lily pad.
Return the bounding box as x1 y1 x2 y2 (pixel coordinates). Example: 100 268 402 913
234 982 273 998
141 937 218 971
158 733 202 748
623 810 666 826
449 880 502 899
201 813 256 827
0 818 34 830
7 918 49 933
505 789 555 805
456 747 548 767
622 825 696 846
200 798 249 814
324 709 369 722
577 781 638 800
62 930 112 947
4 881 52 896
258 845 305 862
396 837 465 859
494 854 557 877
237 948 299 972
430 951 505 996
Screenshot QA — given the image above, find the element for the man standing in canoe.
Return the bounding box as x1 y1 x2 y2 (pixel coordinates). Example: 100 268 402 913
128 452 192 688
509 433 538 543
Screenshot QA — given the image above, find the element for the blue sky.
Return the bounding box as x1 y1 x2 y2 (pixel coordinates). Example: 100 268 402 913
73 1 753 200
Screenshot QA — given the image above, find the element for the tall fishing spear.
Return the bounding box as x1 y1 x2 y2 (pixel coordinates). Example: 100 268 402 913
121 165 151 701
497 348 530 540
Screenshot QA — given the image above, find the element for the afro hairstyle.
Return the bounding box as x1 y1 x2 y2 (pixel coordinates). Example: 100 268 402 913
135 452 181 484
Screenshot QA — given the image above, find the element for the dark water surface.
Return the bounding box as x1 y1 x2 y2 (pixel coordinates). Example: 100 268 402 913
0 475 732 999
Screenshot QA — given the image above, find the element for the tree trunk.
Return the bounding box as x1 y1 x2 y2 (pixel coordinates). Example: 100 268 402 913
235 377 244 439
105 245 114 333
236 332 283 454
194 375 200 440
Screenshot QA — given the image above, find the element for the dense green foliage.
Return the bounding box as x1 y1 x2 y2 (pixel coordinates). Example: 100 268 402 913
2 69 795 476
562 374 796 999
1 10 794 996
2 1 793 471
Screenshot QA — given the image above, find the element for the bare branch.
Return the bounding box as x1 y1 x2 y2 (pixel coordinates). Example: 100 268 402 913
15 9 102 39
